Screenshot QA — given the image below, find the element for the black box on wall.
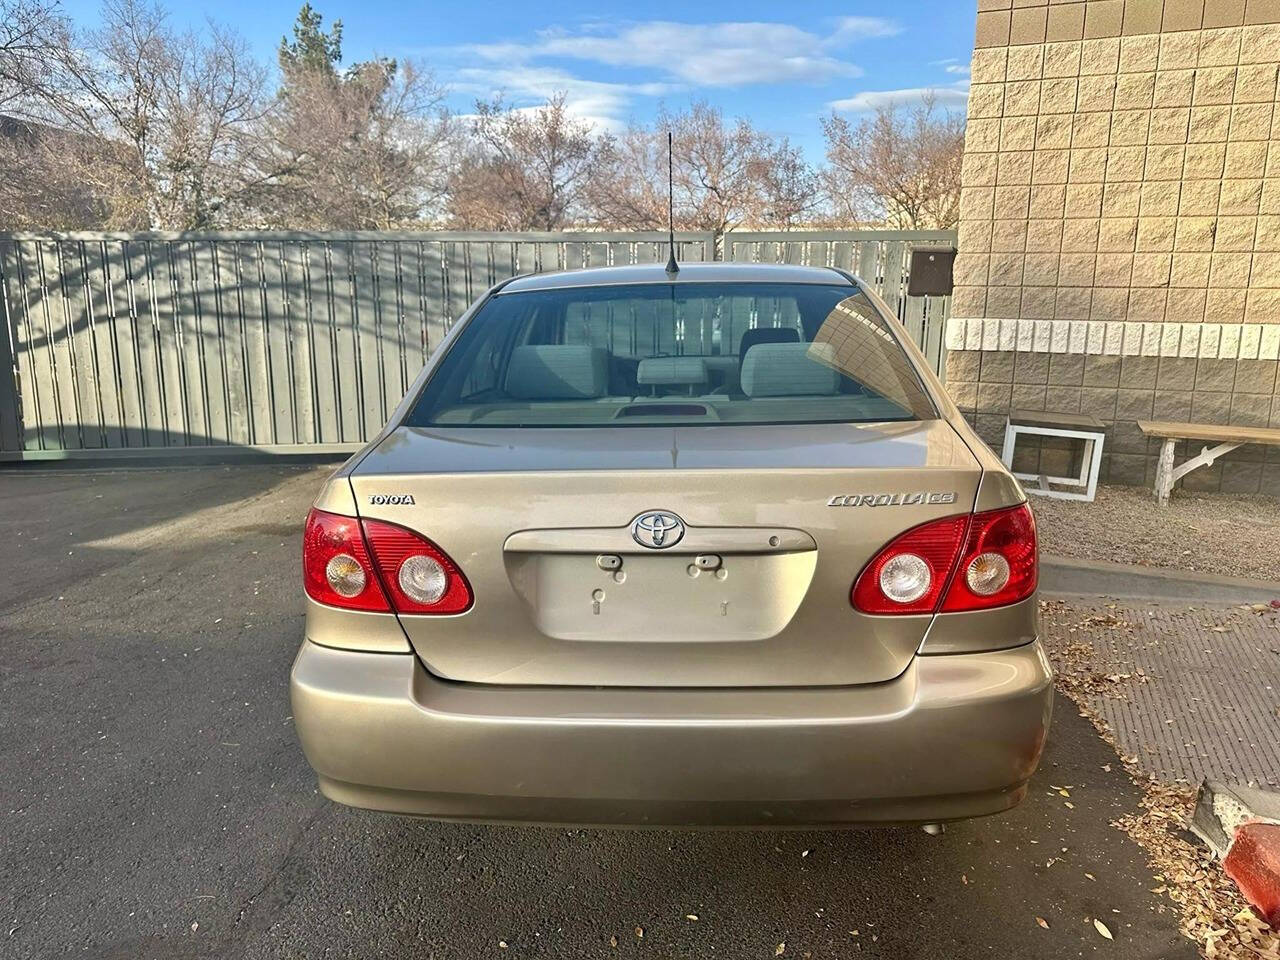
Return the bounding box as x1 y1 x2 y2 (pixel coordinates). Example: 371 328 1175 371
907 247 956 297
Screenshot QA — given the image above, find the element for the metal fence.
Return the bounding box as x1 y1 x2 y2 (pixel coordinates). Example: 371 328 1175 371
0 229 954 459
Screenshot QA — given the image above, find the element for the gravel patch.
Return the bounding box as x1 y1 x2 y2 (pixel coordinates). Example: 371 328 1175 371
1031 485 1280 585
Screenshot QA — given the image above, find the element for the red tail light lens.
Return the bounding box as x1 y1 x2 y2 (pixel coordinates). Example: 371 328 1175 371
851 503 1037 615
941 503 1037 612
303 508 390 612
362 519 474 615
851 515 969 615
303 509 473 615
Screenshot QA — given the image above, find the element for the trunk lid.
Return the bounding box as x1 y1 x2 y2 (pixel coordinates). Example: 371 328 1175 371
350 420 983 687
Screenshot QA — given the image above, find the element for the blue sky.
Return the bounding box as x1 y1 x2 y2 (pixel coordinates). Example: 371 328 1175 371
61 0 977 160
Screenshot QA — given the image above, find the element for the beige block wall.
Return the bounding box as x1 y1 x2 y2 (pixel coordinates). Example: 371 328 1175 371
950 0 1280 494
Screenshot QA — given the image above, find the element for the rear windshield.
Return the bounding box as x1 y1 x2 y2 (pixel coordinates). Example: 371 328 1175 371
405 282 937 428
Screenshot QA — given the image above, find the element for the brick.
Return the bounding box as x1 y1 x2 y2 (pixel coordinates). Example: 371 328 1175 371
969 83 1006 119
1229 100 1275 138
1153 388 1193 420
1010 5 1049 44
1059 252 1096 285
1261 178 1280 214
1080 386 1119 420
1194 66 1239 105
1128 286 1168 321
966 118 1002 153
997 151 1035 185
1087 0 1125 36
989 251 1026 286
958 219 994 254
1251 255 1280 285
1224 141 1268 179
1030 183 1068 217
977 381 1014 413
1191 391 1233 423
1144 144 1186 180
1170 252 1212 286
1152 68 1196 107
1027 218 1065 251
1007 44 1045 81
1195 357 1238 391
953 253 990 287
1077 74 1117 111
1214 216 1259 251
1115 388 1155 419
1040 76 1080 112
1021 285 1058 319
1065 182 1103 217
1102 181 1142 217
1091 285 1131 318
1245 0 1280 26
1004 79 1044 116
1137 215 1177 251
1032 148 1070 183
987 286 1023 318
992 218 1030 251
1072 111 1113 147
1055 285 1093 318
1115 71 1156 108
1206 287 1248 323
1231 392 1274 425
1184 142 1227 179
1084 353 1122 385
1043 40 1083 76
976 10 1013 47
981 351 1017 384
1014 350 1051 384
1256 214 1280 250
1048 352 1086 384
1148 107 1191 144
1045 383 1084 412
1175 215 1218 250
1159 31 1202 70
1234 359 1279 394
1069 146 1108 181
1081 36 1121 73
1099 217 1139 251
1063 217 1100 250
963 151 999 187
1110 108 1151 145
971 48 1009 84
994 185 1032 219
1132 252 1172 286
1240 23 1280 62
1048 4 1086 41
1163 0 1206 32
1139 180 1181 216
1024 252 1061 286
1001 115 1038 151
1187 105 1231 143
1120 354 1160 388
1095 252 1134 286
953 286 988 316
1120 0 1159 35
1204 0 1247 28
1169 287 1208 321
1209 252 1254 287
1107 146 1148 183
1199 26 1244 65
1036 113 1075 149
1178 179 1222 216
960 186 996 220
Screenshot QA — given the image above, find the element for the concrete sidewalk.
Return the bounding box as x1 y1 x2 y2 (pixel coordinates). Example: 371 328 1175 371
1042 599 1280 789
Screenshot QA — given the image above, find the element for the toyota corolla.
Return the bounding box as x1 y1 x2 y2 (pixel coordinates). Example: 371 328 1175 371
291 262 1052 827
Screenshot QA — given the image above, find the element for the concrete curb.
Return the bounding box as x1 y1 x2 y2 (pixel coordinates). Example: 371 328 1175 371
1040 555 1280 604
1192 781 1280 929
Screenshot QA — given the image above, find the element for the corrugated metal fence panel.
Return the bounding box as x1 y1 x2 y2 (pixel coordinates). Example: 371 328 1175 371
0 229 950 457
725 230 955 379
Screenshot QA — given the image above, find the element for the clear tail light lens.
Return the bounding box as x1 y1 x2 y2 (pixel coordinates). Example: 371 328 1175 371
851 503 1037 615
303 509 473 615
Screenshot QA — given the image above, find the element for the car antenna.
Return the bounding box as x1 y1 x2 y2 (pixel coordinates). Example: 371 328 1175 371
664 130 679 277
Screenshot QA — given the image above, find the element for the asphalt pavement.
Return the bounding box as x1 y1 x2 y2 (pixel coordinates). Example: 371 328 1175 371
1 465 1196 959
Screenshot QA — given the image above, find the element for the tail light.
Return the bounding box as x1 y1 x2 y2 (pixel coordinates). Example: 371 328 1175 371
303 508 473 615
851 503 1037 615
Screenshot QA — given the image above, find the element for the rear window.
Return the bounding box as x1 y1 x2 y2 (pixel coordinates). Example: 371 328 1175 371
405 282 936 428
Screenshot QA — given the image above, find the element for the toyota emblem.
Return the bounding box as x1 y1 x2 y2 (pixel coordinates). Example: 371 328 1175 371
630 511 685 549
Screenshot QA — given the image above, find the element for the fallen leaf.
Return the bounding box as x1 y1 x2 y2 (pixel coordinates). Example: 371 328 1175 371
609 935 618 948
1036 917 1049 929
1064 801 1075 809
498 941 508 950
686 914 698 921
775 943 786 956
635 926 644 939
801 849 811 858
1093 918 1113 940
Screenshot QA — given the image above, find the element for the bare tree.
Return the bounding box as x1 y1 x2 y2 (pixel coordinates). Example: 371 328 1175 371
0 0 63 111
820 95 964 229
6 0 267 228
587 101 819 239
447 94 604 230
248 5 456 228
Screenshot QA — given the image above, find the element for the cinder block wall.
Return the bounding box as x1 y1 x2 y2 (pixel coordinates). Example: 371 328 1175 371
950 0 1280 494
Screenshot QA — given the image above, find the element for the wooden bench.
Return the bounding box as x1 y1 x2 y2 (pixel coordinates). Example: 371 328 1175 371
1001 409 1107 502
1138 421 1280 506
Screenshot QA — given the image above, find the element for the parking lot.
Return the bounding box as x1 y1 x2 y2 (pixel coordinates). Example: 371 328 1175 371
1 465 1196 959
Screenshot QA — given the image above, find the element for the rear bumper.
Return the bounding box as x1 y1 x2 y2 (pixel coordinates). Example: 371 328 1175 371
290 640 1053 827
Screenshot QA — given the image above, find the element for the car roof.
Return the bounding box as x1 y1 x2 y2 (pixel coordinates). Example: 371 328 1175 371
498 261 854 293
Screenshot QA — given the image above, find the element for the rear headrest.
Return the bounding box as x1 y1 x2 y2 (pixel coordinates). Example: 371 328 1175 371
740 342 841 398
738 326 800 357
636 356 708 387
505 345 608 400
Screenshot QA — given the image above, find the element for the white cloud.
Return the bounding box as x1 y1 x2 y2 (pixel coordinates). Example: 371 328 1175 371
463 18 900 88
828 85 971 112
449 65 675 131
944 64 971 76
